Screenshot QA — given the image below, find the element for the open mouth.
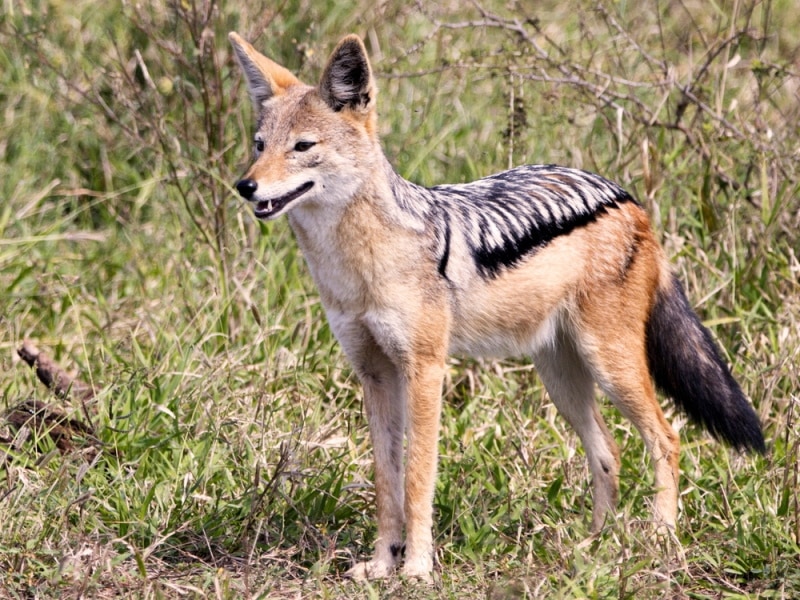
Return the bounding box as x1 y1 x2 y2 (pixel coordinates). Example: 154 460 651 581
253 181 314 219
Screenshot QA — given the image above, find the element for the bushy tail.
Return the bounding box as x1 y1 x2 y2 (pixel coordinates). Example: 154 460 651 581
646 275 766 454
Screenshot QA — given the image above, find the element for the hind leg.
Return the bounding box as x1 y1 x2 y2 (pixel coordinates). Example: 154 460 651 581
533 330 621 531
576 322 680 528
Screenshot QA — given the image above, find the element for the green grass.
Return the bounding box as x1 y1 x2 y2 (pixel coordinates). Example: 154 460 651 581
1 0 799 598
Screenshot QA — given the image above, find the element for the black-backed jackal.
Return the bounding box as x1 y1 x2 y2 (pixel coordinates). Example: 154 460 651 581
229 33 765 581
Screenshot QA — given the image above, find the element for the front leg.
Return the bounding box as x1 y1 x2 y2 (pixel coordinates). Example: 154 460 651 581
335 320 406 580
402 357 446 581
349 352 406 579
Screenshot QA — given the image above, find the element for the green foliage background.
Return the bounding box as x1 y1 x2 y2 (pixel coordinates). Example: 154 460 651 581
0 1 798 597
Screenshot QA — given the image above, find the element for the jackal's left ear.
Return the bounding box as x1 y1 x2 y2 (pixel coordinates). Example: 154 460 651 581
319 35 376 114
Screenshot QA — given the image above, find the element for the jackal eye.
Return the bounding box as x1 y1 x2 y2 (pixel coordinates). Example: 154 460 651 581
294 140 316 152
254 140 265 153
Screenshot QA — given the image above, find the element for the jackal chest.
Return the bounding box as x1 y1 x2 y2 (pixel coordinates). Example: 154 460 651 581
288 212 426 313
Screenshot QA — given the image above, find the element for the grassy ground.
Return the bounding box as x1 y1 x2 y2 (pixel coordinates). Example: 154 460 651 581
1 1 799 598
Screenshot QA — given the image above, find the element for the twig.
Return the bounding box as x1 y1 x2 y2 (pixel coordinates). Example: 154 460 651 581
4 341 103 457
17 340 95 402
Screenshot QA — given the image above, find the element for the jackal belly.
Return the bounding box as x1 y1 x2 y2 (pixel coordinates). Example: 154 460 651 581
447 252 577 359
449 306 562 358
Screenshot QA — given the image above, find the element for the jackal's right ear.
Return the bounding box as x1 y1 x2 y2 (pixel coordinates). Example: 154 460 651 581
319 35 376 114
229 32 300 109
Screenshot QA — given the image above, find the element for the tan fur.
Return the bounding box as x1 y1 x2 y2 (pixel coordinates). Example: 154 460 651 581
229 33 708 581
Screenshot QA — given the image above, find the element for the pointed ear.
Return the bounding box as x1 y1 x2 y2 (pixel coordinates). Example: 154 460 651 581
229 32 301 109
319 35 376 113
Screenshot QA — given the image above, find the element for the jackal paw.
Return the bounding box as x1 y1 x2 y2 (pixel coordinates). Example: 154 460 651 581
400 555 434 583
346 557 396 581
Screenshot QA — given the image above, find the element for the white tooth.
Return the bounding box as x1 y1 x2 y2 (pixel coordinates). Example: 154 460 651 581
267 199 273 212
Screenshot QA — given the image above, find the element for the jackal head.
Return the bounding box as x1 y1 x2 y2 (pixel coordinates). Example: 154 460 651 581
229 33 379 220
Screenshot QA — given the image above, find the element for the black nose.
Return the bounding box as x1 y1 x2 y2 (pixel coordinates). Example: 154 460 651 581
235 179 258 200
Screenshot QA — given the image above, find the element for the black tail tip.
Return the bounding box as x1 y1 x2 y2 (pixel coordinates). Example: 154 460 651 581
742 429 767 455
718 413 766 455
